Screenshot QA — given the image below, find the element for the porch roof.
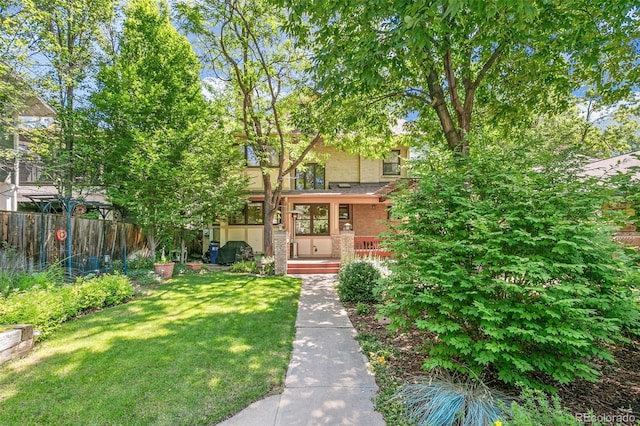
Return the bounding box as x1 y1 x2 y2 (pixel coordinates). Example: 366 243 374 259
280 182 393 197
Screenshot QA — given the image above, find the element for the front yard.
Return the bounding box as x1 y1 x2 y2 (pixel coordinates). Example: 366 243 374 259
0 272 301 425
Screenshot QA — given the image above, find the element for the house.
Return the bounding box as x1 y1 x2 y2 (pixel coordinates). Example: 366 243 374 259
0 94 107 212
0 94 56 211
582 151 640 246
204 141 409 260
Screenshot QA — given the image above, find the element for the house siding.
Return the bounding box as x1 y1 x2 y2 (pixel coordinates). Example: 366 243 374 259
353 204 389 236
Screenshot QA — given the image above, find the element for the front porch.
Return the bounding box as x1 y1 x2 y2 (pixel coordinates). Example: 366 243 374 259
283 237 390 274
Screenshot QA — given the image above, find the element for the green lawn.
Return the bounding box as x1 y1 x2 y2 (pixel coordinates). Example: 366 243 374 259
0 272 301 425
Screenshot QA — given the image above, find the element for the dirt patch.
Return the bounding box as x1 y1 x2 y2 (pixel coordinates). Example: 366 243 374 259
345 303 640 423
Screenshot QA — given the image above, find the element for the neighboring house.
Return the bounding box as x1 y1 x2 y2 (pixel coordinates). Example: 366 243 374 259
583 151 640 246
0 95 107 212
0 95 56 211
205 141 409 258
582 151 640 179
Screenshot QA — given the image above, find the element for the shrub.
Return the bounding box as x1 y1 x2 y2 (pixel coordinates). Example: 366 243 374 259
259 256 276 275
380 148 640 388
0 274 133 338
337 260 381 303
502 388 599 426
356 302 371 315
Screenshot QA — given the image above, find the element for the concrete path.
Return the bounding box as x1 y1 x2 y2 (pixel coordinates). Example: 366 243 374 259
218 275 385 426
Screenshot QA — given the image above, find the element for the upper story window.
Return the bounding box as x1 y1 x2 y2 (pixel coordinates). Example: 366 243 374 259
295 163 325 190
228 201 263 225
242 145 279 168
383 150 401 176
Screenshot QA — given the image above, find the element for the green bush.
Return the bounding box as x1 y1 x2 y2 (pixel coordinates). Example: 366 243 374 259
0 274 133 338
502 388 600 426
355 302 371 315
380 148 640 388
337 260 381 303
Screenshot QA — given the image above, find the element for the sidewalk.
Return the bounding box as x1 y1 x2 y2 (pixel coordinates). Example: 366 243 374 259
219 274 385 426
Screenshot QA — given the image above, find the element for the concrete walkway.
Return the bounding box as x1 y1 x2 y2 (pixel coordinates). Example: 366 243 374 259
219 275 385 426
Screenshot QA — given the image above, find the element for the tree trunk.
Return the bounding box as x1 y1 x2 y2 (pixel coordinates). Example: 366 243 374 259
262 176 281 257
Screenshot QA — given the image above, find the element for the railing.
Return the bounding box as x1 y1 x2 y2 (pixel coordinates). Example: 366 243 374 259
354 237 392 258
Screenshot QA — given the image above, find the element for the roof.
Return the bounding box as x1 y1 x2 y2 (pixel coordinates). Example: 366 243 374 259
582 151 640 179
281 182 390 197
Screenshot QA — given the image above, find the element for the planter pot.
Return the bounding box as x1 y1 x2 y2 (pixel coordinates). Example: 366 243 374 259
154 262 175 279
186 262 203 271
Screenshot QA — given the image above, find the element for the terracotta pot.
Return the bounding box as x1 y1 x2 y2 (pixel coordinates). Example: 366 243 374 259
153 262 175 279
186 262 203 271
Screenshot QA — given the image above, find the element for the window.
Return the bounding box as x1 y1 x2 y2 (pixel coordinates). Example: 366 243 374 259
383 150 401 175
339 204 350 220
242 145 279 167
295 163 325 190
294 204 329 235
228 202 263 225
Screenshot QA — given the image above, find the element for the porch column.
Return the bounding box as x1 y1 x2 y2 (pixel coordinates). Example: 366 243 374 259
340 224 355 263
274 230 288 275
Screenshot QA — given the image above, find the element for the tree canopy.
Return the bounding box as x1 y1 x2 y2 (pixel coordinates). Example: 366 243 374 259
92 0 246 258
284 0 640 155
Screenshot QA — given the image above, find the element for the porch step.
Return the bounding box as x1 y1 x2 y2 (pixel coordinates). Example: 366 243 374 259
287 260 341 275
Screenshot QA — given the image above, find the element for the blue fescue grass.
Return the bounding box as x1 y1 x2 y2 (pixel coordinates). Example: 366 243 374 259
392 372 510 426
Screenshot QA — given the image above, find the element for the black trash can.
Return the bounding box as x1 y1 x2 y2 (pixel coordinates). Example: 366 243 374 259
209 242 220 264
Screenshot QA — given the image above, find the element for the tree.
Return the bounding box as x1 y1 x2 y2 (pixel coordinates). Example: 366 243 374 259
379 144 640 388
92 0 246 259
177 0 394 256
284 0 639 155
22 0 116 195
0 0 28 131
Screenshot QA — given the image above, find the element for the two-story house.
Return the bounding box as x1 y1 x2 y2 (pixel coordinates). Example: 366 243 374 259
0 95 56 211
204 141 409 260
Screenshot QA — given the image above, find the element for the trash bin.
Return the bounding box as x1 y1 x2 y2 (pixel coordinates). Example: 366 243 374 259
209 242 220 264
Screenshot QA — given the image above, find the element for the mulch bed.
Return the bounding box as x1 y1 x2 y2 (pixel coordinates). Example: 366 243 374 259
345 303 640 424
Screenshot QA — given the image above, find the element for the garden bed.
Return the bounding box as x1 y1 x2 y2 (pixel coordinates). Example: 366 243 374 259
345 303 640 423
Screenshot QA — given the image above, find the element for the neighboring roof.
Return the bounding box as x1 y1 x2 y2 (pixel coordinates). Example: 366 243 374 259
582 151 640 179
21 95 56 118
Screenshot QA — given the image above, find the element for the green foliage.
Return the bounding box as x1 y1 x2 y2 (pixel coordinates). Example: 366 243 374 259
284 0 639 154
337 260 382 303
125 268 159 286
502 388 596 426
355 302 371 315
229 261 259 274
380 147 640 388
0 251 65 296
392 374 508 426
0 274 133 337
127 256 155 271
92 0 246 259
259 256 276 276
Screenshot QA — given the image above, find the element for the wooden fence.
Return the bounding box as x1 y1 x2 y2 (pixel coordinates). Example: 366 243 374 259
0 210 147 270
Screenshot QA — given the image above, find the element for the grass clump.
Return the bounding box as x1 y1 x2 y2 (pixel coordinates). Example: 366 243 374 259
392 373 509 426
229 260 259 274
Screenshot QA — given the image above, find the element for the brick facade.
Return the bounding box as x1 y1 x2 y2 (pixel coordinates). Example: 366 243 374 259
352 204 389 236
